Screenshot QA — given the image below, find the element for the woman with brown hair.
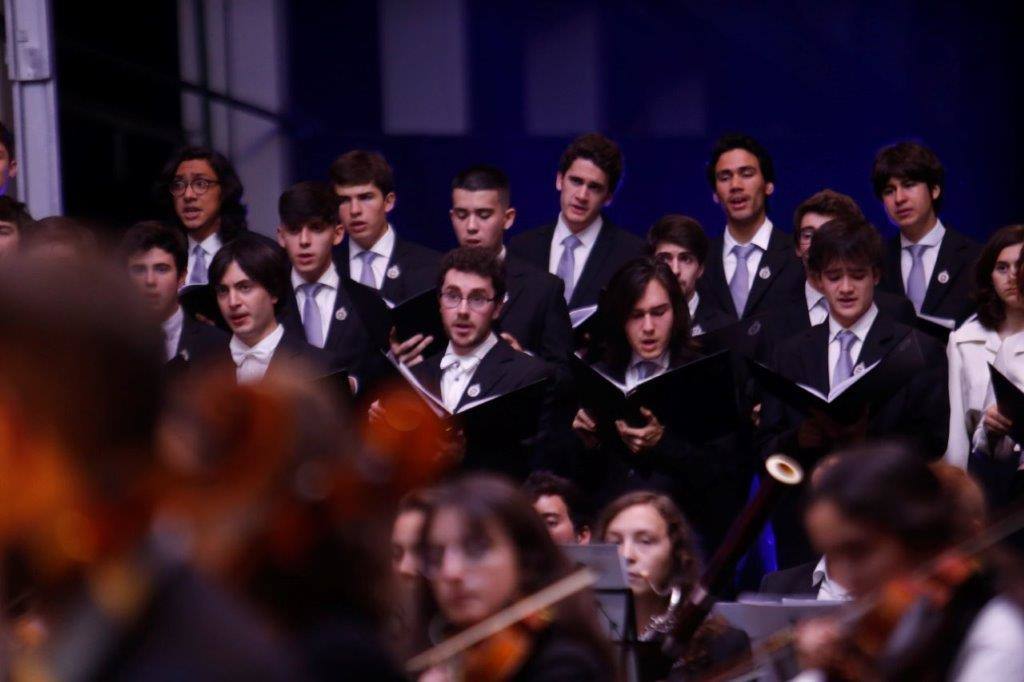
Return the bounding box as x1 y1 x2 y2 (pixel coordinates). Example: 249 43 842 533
945 224 1024 467
595 491 749 681
412 474 615 681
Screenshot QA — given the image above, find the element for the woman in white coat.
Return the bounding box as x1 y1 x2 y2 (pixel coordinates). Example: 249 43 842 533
945 225 1024 468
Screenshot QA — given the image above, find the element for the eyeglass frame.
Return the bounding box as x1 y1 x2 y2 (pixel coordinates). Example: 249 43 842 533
438 290 496 312
169 177 221 197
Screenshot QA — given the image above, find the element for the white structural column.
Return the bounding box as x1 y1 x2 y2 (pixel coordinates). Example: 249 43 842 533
2 0 63 216
177 0 288 237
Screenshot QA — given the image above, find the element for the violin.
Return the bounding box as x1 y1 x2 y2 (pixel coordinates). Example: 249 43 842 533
407 568 597 681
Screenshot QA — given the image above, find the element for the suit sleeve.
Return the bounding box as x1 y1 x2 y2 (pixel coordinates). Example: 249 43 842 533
945 336 970 469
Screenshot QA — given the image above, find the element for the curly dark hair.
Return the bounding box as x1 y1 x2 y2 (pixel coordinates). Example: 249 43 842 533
558 133 624 194
972 224 1024 330
706 133 775 188
598 257 692 372
646 214 709 266
792 189 864 247
156 145 249 240
805 214 884 275
436 246 507 304
871 141 945 213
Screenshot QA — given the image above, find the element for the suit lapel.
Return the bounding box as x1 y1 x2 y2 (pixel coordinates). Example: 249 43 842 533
456 342 512 410
883 237 904 295
380 238 406 302
323 283 354 348
799 324 831 394
569 220 614 308
742 230 790 316
921 231 967 314
703 238 739 318
857 312 899 367
500 256 529 322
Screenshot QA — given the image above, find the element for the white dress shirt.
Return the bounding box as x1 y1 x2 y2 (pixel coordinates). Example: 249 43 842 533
291 264 340 347
548 214 603 288
625 351 670 390
900 218 946 294
440 333 499 411
805 280 829 326
944 316 1003 468
185 232 223 286
688 291 700 321
812 556 851 601
972 330 1024 459
230 324 285 384
722 218 773 294
349 224 396 289
827 304 878 391
949 596 1024 682
162 306 184 362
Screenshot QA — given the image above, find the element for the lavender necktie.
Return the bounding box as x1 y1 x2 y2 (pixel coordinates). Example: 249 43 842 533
636 360 659 382
188 244 208 285
832 329 856 387
300 282 325 348
728 243 758 317
358 251 379 289
905 244 928 312
556 234 583 303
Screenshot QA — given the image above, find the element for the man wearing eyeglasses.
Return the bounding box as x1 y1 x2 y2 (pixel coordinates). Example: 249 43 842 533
410 247 552 415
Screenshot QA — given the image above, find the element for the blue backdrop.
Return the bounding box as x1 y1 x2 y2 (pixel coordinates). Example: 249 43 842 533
287 1 1023 252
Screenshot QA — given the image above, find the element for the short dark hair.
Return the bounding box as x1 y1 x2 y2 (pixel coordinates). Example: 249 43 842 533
871 141 945 212
558 133 623 194
805 215 884 275
278 181 339 231
0 195 33 233
0 121 14 158
0 258 164 494
706 133 775 188
792 189 864 246
22 216 97 255
436 246 507 304
119 220 188 274
973 224 1024 330
646 214 709 266
599 257 691 371
451 164 510 206
329 150 395 196
522 470 590 533
209 234 288 311
156 146 249 239
808 441 956 558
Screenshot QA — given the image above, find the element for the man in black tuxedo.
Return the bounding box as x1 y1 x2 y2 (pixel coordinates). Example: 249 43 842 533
697 134 805 322
647 214 731 337
508 133 643 311
391 165 572 368
872 141 980 326
275 181 390 393
121 220 229 369
410 248 553 478
759 190 918 357
210 235 331 384
329 150 440 304
757 216 949 568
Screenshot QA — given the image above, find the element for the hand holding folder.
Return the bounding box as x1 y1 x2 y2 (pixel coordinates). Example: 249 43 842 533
386 288 446 360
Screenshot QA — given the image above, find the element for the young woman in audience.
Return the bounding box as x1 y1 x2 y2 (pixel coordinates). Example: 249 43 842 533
596 491 749 681
946 224 1024 467
412 475 614 681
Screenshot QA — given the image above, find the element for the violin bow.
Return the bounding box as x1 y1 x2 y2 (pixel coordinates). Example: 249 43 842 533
406 567 597 674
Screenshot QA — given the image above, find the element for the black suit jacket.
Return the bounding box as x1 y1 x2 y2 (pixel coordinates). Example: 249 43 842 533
698 227 805 321
759 561 817 596
264 327 333 378
279 276 391 390
167 312 231 373
690 297 733 337
412 338 553 478
333 232 440 304
498 255 573 364
507 217 644 309
879 226 980 324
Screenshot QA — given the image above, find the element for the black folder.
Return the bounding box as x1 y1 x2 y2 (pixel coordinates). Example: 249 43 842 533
988 364 1024 443
748 327 927 423
911 312 956 344
387 287 446 358
315 369 353 403
179 284 228 331
569 350 739 443
697 312 770 359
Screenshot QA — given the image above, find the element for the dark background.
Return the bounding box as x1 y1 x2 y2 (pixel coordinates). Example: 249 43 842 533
54 1 1023 248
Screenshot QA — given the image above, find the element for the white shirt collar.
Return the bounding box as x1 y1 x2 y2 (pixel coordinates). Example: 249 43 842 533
900 218 946 249
723 217 773 253
350 223 396 260
291 261 340 291
813 556 851 601
805 280 826 311
828 303 879 343
162 306 184 360
443 332 499 365
554 213 603 250
230 322 285 359
688 291 700 319
187 231 223 254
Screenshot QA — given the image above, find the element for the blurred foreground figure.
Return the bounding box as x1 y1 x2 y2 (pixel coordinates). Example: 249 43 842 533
0 259 301 680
